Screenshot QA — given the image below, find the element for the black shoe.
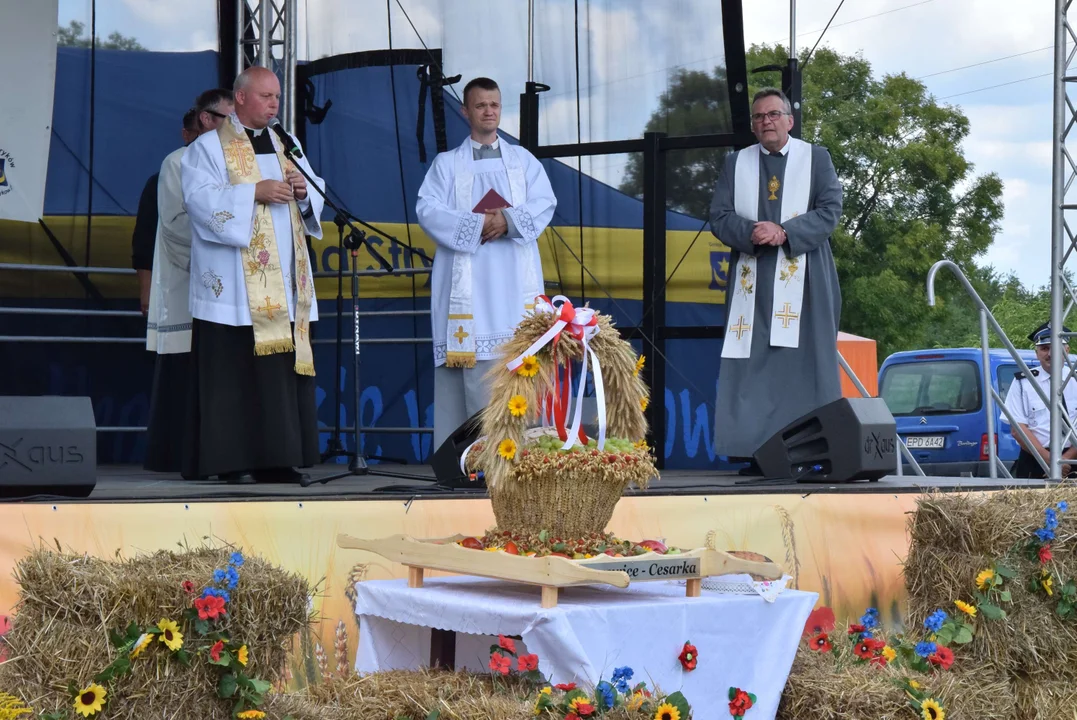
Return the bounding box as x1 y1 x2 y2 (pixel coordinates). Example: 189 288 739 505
252 468 312 485
220 471 256 484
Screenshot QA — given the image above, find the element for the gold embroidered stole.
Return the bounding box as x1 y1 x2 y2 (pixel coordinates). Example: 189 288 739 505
217 121 315 376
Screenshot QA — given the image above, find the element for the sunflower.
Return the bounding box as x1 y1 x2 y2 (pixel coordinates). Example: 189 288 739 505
72 684 106 718
517 355 540 377
654 703 681 720
921 698 944 720
975 568 995 590
497 438 517 460
634 354 646 377
129 632 154 659
640 396 649 412
882 645 897 663
507 395 528 417
236 711 266 720
156 619 183 651
626 692 645 710
237 644 249 667
954 600 977 617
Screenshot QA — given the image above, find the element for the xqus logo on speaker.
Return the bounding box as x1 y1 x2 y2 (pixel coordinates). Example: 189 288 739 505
0 437 84 473
864 432 896 459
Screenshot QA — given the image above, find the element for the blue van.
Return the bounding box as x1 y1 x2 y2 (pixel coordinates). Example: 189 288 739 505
877 348 1039 477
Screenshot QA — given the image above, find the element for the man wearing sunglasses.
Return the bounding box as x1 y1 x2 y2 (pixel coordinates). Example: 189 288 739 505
143 89 233 476
709 88 844 476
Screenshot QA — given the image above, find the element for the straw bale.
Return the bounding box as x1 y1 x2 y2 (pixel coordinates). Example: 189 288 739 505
0 547 312 720
905 489 1077 680
1012 675 1077 720
779 648 1014 720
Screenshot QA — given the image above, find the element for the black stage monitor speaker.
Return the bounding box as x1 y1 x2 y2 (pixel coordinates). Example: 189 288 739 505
753 397 896 483
0 396 97 498
430 411 486 490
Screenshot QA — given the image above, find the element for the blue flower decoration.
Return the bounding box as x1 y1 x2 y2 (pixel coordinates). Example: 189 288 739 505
861 629 874 639
230 552 245 567
1058 501 1069 513
596 681 616 710
202 587 218 599
612 666 634 694
226 567 240 590
1035 527 1056 543
924 609 948 633
218 589 230 603
859 607 880 630
1045 508 1059 530
915 641 937 658
213 568 226 583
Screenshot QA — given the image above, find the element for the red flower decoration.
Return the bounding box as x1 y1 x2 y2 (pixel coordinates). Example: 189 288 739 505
853 640 878 660
565 715 581 720
210 640 224 662
847 623 866 635
728 687 755 717
573 702 596 717
517 653 539 672
870 654 888 668
488 652 512 675
809 633 832 653
803 606 836 637
1040 545 1053 564
929 645 955 670
182 580 195 594
554 683 577 691
498 634 517 655
194 595 227 621
678 641 698 671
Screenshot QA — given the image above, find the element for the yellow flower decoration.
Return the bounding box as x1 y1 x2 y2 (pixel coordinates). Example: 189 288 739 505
975 568 995 590
508 395 528 417
73 684 106 718
954 600 977 617
518 355 540 377
1042 571 1054 596
497 438 517 460
633 439 649 451
909 680 921 689
129 632 153 659
570 697 594 713
626 691 645 710
654 702 681 720
540 687 552 695
0 693 32 719
634 354 646 377
236 711 266 720
237 644 249 667
882 645 897 663
640 396 649 412
156 619 183 651
921 698 944 720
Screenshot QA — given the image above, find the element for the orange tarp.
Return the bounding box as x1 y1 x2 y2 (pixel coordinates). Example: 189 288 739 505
838 331 878 398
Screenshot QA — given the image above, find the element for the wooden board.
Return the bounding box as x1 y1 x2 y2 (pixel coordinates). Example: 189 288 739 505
337 533 784 607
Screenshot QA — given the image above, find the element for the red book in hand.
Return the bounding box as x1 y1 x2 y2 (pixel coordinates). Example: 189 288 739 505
472 189 512 213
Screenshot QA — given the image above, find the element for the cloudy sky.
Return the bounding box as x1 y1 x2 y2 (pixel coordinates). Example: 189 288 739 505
59 0 1056 288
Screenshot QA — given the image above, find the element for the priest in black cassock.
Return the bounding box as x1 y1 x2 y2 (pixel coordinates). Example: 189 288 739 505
181 66 325 484
709 88 844 474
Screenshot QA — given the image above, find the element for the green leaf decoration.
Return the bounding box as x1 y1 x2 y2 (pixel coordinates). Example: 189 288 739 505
978 602 1006 620
218 673 238 699
109 629 127 648
1000 590 1012 603
425 710 441 720
728 687 737 701
248 678 272 696
194 618 210 636
175 649 192 667
748 693 757 704
539 530 549 542
996 564 1017 579
953 625 974 644
41 712 67 720
666 691 691 719
66 680 78 699
209 651 233 667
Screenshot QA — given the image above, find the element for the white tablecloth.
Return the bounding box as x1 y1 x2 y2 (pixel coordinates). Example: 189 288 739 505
354 576 816 719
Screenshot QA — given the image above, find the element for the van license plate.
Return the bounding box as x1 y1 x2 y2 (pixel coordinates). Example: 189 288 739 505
905 435 945 449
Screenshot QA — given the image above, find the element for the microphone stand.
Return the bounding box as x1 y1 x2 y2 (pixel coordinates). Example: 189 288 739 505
280 145 437 487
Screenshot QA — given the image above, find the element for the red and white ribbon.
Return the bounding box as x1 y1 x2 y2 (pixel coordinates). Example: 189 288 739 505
507 295 606 450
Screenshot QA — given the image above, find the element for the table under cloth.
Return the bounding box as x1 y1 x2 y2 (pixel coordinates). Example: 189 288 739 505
353 576 816 719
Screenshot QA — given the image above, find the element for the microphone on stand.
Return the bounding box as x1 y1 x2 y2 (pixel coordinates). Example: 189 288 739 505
269 119 304 159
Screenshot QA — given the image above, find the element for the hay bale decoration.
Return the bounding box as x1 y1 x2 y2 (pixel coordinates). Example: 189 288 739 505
469 295 657 536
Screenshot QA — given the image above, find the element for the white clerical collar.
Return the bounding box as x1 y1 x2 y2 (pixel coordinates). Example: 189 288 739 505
230 113 267 136
762 141 790 156
470 136 500 150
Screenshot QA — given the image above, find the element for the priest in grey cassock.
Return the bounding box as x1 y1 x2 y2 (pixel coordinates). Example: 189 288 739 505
181 66 324 484
416 77 557 448
709 88 844 475
144 92 233 476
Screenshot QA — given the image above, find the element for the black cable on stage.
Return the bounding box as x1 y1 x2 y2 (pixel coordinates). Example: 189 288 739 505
803 0 846 68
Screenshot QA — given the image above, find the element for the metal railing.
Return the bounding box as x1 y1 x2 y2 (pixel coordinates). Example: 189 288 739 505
836 352 926 477
926 259 1077 479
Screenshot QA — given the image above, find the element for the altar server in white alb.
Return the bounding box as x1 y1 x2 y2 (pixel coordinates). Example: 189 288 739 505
144 90 233 476
181 66 325 484
416 77 557 447
709 88 843 470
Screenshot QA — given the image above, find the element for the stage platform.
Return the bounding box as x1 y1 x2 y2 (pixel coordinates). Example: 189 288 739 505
0 464 1052 504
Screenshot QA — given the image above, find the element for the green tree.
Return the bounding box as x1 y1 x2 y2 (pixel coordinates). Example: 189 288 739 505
57 20 145 51
620 45 1008 358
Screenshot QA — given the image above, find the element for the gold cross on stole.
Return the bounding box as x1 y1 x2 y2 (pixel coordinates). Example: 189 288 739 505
452 325 470 344
225 139 255 177
775 302 799 328
730 315 751 340
257 296 282 320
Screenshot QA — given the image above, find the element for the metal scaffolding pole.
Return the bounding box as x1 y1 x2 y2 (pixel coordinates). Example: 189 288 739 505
233 0 296 131
1050 0 1076 478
